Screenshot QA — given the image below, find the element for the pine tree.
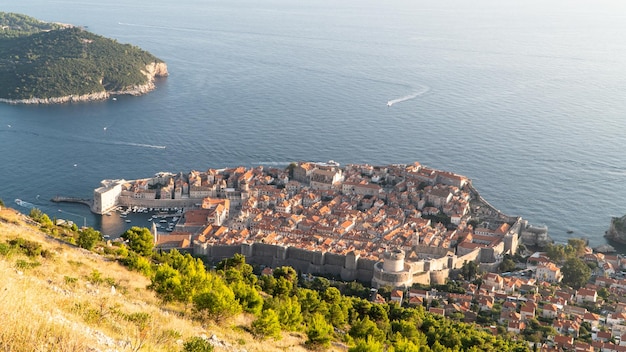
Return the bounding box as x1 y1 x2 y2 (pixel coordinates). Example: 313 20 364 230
251 309 281 340
192 273 241 323
306 313 333 349
121 226 154 256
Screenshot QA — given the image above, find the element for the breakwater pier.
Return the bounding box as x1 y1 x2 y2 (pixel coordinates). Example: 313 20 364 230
50 196 93 208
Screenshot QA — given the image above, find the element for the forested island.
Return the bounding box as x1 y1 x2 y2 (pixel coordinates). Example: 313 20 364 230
0 12 168 104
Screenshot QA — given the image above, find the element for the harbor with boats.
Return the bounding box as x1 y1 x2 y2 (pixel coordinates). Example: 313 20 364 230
111 205 183 233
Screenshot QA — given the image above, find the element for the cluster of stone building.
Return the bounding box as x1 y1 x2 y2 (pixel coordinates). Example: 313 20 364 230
385 249 626 352
94 161 529 287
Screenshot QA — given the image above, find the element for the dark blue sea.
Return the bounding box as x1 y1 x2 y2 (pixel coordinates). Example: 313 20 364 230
2 0 626 246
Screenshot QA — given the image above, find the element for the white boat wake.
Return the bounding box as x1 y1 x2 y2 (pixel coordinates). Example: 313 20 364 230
14 199 35 209
90 138 166 150
75 138 166 150
119 142 167 149
387 85 430 107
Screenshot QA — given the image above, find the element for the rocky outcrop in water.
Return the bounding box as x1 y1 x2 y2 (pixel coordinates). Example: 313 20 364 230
109 61 169 97
605 214 626 244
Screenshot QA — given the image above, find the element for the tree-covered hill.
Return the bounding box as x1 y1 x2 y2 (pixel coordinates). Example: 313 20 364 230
0 12 63 37
0 12 167 102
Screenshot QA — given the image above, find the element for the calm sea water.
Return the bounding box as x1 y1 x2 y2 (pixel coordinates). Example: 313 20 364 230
2 0 626 246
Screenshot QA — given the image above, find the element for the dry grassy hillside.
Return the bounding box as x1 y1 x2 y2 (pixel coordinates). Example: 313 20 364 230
0 207 316 352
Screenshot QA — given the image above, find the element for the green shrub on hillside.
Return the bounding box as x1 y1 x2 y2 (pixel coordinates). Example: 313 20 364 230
251 309 282 340
305 313 333 349
183 337 214 352
77 227 102 250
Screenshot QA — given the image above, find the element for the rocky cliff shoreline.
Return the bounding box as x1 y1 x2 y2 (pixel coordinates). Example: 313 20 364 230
605 214 626 244
0 62 168 105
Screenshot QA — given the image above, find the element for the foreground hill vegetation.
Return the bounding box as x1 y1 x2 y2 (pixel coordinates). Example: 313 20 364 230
0 202 529 352
0 12 165 101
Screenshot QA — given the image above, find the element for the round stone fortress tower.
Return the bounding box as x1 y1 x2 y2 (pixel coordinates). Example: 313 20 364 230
371 248 414 289
382 249 405 272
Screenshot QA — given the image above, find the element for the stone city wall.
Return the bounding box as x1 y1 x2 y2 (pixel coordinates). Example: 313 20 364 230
193 241 489 287
325 252 347 267
193 241 376 282
207 244 242 261
408 260 425 273
479 262 500 273
453 248 481 269
357 258 377 270
422 256 449 272
411 271 431 286
287 247 325 266
429 269 449 285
